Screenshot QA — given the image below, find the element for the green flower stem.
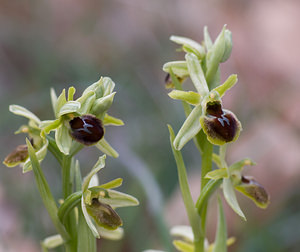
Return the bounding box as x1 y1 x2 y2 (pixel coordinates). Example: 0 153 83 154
46 135 63 165
168 126 203 252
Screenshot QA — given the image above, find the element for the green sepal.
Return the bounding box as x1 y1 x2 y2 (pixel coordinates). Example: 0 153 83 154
168 90 201 105
41 234 64 251
23 139 48 173
76 90 96 115
213 74 237 98
90 92 116 118
9 105 41 125
212 197 227 252
26 139 69 241
55 124 73 155
96 226 124 240
89 188 139 208
57 101 81 117
205 168 228 180
223 178 246 220
54 89 67 118
162 61 189 78
185 53 209 95
173 104 202 150
96 138 119 158
103 114 124 126
170 35 205 59
173 240 194 252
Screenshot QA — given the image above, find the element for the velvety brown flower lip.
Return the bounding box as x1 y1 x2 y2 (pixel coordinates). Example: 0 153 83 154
69 115 104 145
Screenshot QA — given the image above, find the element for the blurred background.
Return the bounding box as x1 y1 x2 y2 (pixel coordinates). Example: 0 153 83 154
1 0 300 251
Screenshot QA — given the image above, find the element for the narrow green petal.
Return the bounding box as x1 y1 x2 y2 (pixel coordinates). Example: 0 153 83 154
173 105 202 150
67 86 76 101
50 88 58 117
40 119 62 135
168 90 201 105
213 75 237 98
55 124 72 155
103 114 124 126
96 138 119 158
9 105 41 124
205 168 228 180
223 178 246 220
57 101 81 117
162 61 189 78
170 35 205 58
212 197 227 252
229 158 256 174
82 155 106 192
99 178 123 190
55 89 67 118
185 53 209 95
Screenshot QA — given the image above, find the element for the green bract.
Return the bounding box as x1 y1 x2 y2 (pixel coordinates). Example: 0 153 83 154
40 77 123 156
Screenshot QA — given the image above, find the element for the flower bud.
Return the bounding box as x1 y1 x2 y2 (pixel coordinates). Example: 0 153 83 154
235 176 270 209
3 144 28 167
86 198 122 230
220 29 232 63
200 101 241 145
69 115 104 145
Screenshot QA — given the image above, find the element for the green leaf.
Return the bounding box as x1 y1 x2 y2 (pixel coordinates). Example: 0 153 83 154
82 155 106 193
103 114 124 126
213 75 237 98
26 139 69 241
9 105 41 124
99 178 123 189
162 61 189 78
213 197 227 252
173 240 194 252
168 90 201 105
185 53 209 95
223 178 246 220
90 188 139 208
170 35 205 59
41 234 64 251
96 138 119 158
76 90 96 115
173 105 202 150
55 124 72 155
57 101 81 117
23 140 49 173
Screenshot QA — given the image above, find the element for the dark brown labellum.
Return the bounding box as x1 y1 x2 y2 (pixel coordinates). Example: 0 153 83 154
69 115 104 145
3 144 28 166
86 198 122 230
203 101 239 143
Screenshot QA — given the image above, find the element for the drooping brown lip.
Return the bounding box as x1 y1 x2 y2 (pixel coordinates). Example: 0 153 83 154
69 115 104 145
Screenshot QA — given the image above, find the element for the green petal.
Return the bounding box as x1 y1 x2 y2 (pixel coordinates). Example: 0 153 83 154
67 86 76 101
103 114 124 126
57 101 81 117
23 140 48 173
96 138 119 158
99 178 123 190
213 74 237 98
162 61 189 78
54 89 67 118
9 105 41 125
170 35 205 59
173 104 202 150
223 178 246 220
168 90 201 105
229 158 256 175
185 53 209 95
205 168 228 180
55 124 72 155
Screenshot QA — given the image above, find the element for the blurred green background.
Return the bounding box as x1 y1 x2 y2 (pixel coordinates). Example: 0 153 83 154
1 0 300 251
